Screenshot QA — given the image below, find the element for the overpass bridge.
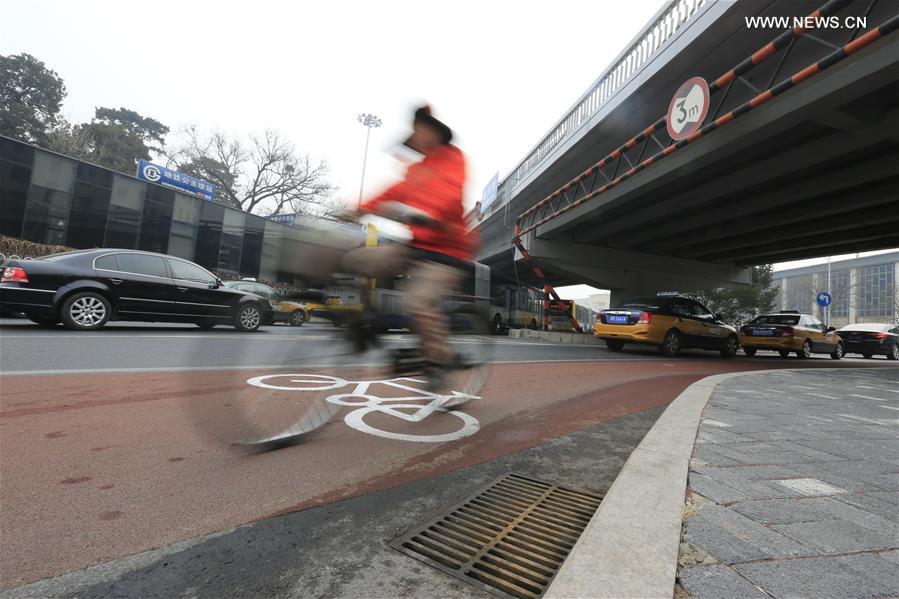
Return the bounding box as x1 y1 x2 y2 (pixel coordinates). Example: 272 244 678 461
475 0 899 302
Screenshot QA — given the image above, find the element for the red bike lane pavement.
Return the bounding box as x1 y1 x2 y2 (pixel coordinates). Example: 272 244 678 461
0 358 885 589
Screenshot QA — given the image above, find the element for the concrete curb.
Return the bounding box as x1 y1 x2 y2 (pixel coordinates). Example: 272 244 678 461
508 328 602 345
544 369 789 599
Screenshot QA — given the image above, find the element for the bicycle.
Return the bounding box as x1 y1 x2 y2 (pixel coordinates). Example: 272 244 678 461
195 206 494 449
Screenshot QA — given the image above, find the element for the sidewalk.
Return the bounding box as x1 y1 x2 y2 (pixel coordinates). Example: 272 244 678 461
679 369 899 599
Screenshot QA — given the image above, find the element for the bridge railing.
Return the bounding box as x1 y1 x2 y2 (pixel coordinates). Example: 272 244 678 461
483 0 708 220
511 0 897 242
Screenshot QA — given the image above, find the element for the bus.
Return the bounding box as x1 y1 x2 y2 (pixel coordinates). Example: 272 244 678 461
488 276 544 334
544 298 597 333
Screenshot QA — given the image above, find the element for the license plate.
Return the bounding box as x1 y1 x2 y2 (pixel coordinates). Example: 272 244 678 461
608 315 629 324
751 328 774 336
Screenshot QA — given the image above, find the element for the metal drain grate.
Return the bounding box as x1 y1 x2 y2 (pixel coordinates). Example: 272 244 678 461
389 473 603 599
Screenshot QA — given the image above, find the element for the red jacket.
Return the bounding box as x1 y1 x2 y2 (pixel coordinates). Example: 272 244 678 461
359 144 476 261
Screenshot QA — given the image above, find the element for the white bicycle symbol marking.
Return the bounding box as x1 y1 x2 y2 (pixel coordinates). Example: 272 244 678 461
246 374 481 443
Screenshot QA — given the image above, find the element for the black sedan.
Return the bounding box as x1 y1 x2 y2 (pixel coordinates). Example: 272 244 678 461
836 323 899 360
0 249 273 332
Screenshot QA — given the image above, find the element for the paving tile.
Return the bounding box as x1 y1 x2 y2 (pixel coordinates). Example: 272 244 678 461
773 519 898 553
694 445 742 467
737 553 899 599
834 491 899 523
708 446 837 466
767 440 848 462
689 472 753 503
854 471 899 491
697 429 753 444
678 564 768 599
684 504 815 563
731 496 899 533
694 465 798 481
776 463 887 493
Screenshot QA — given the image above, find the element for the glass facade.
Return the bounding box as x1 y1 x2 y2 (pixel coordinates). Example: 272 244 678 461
858 264 894 318
0 135 295 282
775 257 898 326
829 269 850 318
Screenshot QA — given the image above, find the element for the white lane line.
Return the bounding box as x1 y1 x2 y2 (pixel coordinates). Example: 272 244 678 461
702 419 731 428
879 405 899 412
837 414 899 426
0 334 604 348
0 334 333 340
850 394 888 401
0 358 626 377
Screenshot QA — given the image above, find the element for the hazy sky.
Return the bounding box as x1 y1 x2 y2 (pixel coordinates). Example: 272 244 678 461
0 0 667 209
3 1 893 300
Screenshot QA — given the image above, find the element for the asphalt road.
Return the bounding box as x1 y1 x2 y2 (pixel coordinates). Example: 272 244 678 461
0 318 883 374
0 317 891 596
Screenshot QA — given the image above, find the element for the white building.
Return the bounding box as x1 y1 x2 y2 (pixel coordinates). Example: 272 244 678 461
772 252 899 327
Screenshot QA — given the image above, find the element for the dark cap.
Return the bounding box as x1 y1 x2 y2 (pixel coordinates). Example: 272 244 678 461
412 104 453 145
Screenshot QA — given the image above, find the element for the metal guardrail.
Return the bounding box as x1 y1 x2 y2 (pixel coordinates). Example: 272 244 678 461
484 0 708 219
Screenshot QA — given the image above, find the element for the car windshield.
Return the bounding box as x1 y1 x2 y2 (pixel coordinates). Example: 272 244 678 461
838 323 891 332
617 297 663 310
751 315 800 325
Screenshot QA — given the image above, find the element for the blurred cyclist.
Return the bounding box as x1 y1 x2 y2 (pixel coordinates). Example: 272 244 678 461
342 105 476 390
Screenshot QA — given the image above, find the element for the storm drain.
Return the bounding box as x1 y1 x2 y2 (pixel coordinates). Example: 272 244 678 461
389 473 603 599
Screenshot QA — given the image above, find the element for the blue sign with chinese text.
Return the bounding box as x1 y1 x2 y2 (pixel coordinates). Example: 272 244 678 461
480 172 499 214
136 160 216 201
816 291 832 307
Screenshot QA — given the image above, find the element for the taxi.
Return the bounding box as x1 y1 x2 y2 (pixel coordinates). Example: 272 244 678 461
594 292 739 357
224 279 310 326
739 311 843 359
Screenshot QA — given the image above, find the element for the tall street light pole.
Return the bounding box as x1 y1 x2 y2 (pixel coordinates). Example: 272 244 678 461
356 113 382 207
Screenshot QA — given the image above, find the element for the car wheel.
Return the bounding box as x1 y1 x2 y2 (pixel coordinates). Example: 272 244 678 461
660 329 682 356
830 342 843 360
778 350 791 358
796 339 812 359
605 339 625 352
61 292 110 331
719 335 738 359
289 311 305 327
29 316 58 328
235 304 262 332
743 348 757 357
196 322 216 330
529 318 538 330
886 344 899 361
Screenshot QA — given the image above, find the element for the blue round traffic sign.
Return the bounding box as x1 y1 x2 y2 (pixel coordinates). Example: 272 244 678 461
816 292 832 307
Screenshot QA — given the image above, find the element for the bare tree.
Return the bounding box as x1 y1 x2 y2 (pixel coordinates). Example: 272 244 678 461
45 119 93 161
164 126 335 217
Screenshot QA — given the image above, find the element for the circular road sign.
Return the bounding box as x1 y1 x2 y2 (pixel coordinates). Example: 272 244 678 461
667 77 711 140
816 292 833 307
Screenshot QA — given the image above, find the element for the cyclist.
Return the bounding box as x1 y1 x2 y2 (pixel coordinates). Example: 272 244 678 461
342 105 476 390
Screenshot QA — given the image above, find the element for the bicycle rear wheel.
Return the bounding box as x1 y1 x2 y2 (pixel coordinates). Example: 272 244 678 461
440 303 494 404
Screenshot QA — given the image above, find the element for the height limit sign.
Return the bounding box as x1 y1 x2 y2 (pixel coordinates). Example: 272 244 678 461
667 77 710 140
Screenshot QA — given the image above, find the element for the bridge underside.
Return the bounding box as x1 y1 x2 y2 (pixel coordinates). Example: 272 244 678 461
510 30 899 297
